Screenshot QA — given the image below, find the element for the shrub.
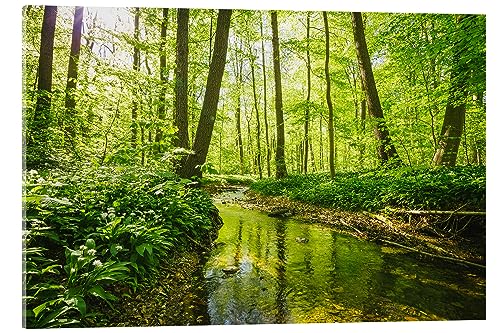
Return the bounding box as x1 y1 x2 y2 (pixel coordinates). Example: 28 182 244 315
23 165 220 327
250 166 486 212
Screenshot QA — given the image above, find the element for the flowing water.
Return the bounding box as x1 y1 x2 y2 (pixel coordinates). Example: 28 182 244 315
200 200 485 324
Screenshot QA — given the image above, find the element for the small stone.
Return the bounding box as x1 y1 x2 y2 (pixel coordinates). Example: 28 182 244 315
222 265 239 274
295 237 309 243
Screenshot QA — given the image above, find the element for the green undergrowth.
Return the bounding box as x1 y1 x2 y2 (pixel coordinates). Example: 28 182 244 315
250 166 486 212
201 174 256 186
23 165 221 328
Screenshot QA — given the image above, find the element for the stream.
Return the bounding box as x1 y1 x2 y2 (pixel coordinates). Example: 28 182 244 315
197 190 485 324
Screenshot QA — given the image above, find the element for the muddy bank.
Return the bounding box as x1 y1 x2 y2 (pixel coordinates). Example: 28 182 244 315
97 251 210 327
238 190 485 269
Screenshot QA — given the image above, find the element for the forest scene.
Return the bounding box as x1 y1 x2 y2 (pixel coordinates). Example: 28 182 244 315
21 2 487 328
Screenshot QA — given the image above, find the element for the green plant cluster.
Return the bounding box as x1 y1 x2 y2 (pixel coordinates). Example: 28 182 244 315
250 166 486 212
23 166 221 328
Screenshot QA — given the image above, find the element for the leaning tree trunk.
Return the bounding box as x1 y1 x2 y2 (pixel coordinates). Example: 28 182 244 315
174 8 190 150
155 8 168 152
323 11 335 179
271 11 288 179
432 15 473 166
28 5 57 169
179 9 232 178
351 12 400 166
64 6 83 139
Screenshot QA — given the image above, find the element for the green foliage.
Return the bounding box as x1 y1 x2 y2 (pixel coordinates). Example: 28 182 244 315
23 166 220 327
250 166 485 212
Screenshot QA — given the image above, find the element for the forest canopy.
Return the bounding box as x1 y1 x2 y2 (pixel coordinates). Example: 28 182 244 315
22 6 486 176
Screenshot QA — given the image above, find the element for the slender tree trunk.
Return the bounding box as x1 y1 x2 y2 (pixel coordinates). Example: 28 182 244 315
303 12 311 174
29 5 57 168
351 12 400 165
432 15 473 166
271 11 288 178
260 14 271 177
179 9 232 178
323 11 335 179
131 8 140 149
246 113 253 173
174 8 190 150
310 140 317 172
219 109 224 173
359 97 367 166
64 6 83 138
251 53 263 179
156 8 168 152
235 39 245 174
319 112 324 170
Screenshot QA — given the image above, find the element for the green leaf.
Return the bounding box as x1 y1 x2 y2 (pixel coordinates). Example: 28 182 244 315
33 302 47 318
135 243 146 256
88 285 117 301
74 296 86 316
85 238 96 250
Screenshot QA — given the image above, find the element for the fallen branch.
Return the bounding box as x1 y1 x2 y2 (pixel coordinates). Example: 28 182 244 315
380 239 485 269
388 209 486 216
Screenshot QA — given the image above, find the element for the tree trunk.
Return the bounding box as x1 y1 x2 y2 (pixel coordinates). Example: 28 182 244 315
235 38 245 174
432 15 472 166
251 53 263 179
304 12 311 174
271 11 288 179
156 8 168 152
359 96 367 166
323 12 335 179
131 8 140 149
29 5 57 168
179 9 232 178
351 12 400 165
174 8 190 150
260 14 271 177
64 6 83 138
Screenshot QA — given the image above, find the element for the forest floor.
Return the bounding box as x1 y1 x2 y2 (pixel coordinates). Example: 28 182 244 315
98 251 210 327
231 188 486 270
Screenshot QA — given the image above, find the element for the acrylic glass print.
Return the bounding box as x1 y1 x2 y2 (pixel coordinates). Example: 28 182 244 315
22 3 486 328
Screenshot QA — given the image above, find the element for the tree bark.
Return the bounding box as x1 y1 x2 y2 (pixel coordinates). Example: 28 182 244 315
251 52 263 179
432 15 472 166
155 8 168 152
304 12 311 174
64 6 83 138
234 38 245 174
28 5 57 168
174 8 190 150
260 14 271 178
351 12 400 165
179 9 232 178
323 12 335 179
271 11 288 179
131 8 140 149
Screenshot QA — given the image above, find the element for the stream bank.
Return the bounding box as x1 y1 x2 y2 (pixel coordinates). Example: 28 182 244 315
238 189 485 269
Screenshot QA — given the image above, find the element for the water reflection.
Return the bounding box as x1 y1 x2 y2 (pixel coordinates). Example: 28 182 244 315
204 204 485 324
275 219 288 323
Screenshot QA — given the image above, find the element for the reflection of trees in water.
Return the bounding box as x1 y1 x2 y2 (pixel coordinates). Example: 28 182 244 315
327 230 384 314
275 219 288 323
256 223 262 259
301 226 313 276
234 218 243 266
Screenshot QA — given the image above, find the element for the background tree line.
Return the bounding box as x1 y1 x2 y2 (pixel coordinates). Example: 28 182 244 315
23 6 486 178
